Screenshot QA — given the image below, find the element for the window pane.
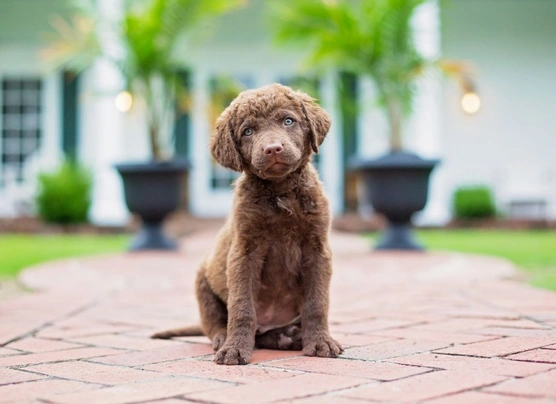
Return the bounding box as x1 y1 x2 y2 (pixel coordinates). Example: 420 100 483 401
4 138 20 154
4 114 20 130
4 90 21 105
1 78 43 185
22 138 38 154
22 113 40 130
22 90 40 105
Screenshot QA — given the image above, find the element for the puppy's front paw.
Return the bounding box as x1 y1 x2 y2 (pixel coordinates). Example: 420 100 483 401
214 344 252 365
211 330 227 351
303 336 343 358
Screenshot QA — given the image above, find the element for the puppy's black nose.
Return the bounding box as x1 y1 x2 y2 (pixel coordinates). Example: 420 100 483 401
264 143 283 155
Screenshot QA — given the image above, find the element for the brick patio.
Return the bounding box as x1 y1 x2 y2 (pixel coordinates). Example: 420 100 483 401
1 229 556 403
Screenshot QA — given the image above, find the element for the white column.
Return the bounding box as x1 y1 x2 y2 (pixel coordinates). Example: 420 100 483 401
411 0 451 226
188 68 237 217
357 77 389 159
319 71 343 215
188 68 211 216
409 0 442 158
87 0 129 225
41 71 63 170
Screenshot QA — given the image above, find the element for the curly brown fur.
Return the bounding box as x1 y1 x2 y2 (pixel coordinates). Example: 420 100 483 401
152 83 342 365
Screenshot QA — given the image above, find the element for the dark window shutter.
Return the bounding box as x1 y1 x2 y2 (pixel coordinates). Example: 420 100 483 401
339 72 359 212
339 71 359 164
174 70 190 159
62 71 79 159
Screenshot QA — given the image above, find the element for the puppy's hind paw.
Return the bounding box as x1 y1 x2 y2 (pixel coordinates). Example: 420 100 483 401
303 336 343 358
214 345 252 366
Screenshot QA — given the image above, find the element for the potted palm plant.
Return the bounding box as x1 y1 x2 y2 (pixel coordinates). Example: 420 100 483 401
272 0 467 250
43 0 243 250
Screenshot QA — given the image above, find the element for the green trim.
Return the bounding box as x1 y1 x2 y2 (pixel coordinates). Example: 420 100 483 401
174 70 190 159
339 71 359 213
62 71 79 159
339 71 358 165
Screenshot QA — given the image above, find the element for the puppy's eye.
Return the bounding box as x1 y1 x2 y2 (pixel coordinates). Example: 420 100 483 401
243 128 253 137
284 117 295 126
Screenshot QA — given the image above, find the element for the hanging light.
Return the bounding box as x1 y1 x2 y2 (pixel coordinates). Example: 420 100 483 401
460 76 480 115
115 91 133 112
461 91 481 114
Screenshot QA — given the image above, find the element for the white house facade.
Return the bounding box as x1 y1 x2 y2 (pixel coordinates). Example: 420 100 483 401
0 0 555 225
438 0 556 222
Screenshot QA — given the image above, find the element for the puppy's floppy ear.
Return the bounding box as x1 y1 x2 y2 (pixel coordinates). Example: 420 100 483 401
209 105 243 172
296 91 331 154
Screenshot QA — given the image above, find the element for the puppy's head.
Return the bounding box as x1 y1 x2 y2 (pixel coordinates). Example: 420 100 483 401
209 83 331 180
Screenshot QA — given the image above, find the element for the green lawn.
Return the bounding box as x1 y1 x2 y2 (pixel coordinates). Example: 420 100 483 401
371 229 556 291
0 234 130 277
1 230 555 292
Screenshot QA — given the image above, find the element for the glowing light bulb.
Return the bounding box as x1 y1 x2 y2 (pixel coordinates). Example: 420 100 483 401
115 91 133 112
461 92 481 115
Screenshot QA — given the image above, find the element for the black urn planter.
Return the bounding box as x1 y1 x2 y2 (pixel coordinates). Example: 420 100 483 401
351 151 439 251
115 160 190 251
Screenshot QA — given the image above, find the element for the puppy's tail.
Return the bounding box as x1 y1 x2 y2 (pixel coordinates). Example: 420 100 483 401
150 325 204 339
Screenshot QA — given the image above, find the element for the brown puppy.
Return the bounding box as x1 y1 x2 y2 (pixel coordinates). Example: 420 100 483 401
152 83 342 365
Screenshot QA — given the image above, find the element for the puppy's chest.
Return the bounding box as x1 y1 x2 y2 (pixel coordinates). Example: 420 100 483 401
264 236 303 277
261 194 318 269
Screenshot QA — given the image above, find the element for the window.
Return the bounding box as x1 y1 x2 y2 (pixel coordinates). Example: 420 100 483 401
278 75 322 170
1 78 43 186
209 75 254 189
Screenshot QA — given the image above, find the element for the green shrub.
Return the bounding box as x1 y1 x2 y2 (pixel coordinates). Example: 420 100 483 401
453 185 496 219
36 161 92 224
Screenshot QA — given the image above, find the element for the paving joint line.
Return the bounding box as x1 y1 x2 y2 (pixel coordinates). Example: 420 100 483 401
2 372 112 388
5 348 133 369
1 295 104 347
455 287 556 330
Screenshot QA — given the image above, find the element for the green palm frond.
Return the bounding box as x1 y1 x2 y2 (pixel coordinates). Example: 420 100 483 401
42 0 245 159
271 0 439 150
120 0 245 97
41 10 101 73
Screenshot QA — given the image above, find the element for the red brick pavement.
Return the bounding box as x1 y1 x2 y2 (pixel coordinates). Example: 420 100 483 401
1 229 556 403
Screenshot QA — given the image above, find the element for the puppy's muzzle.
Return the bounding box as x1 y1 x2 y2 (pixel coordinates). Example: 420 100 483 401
264 143 284 156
